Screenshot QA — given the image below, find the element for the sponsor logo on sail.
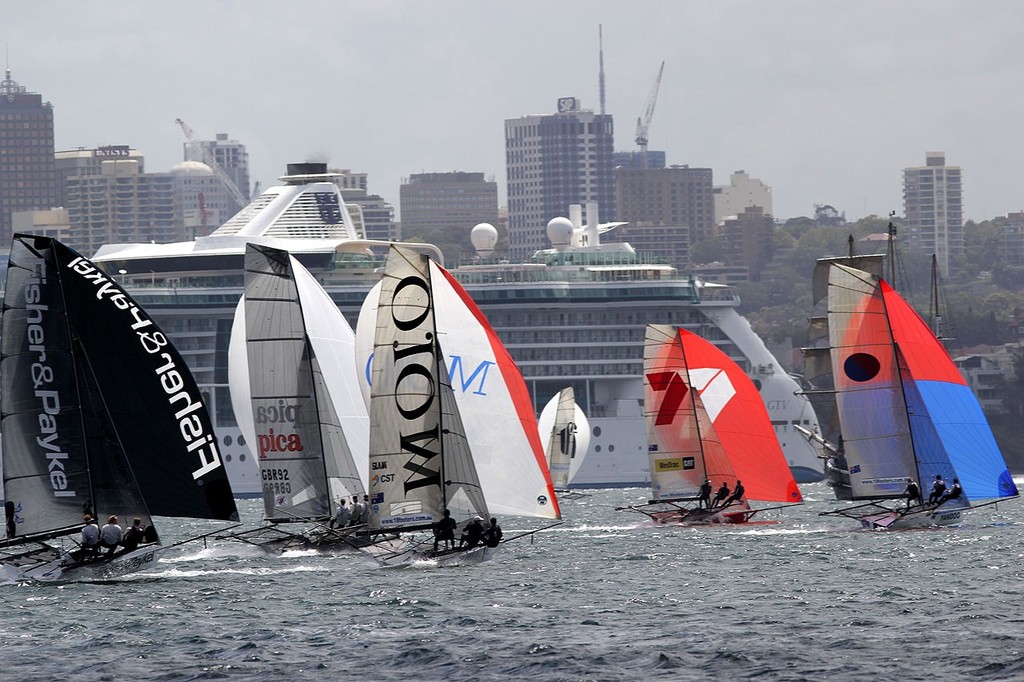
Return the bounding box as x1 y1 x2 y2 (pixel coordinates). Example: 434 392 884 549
64 255 223 481
24 260 76 500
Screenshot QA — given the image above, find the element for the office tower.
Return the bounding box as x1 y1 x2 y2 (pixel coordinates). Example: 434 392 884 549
719 206 775 282
55 145 145 208
64 159 177 255
183 132 250 218
330 168 397 242
612 150 666 171
614 165 714 266
0 69 58 241
713 170 773 225
170 161 231 238
400 172 499 235
903 152 963 275
505 97 615 259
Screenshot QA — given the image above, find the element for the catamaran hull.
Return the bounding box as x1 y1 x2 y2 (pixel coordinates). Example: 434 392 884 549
4 545 165 583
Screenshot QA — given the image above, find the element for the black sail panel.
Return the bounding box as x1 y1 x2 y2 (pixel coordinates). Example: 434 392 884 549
1 237 92 536
51 239 237 521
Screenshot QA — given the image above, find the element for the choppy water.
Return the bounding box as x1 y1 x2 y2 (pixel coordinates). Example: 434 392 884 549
3 482 1024 681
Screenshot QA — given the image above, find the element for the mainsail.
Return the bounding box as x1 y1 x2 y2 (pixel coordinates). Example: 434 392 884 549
1 235 238 543
238 244 367 522
367 246 487 534
644 324 802 504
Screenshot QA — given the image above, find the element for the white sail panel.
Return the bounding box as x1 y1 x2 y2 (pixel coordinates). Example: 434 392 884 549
292 256 368 506
427 260 559 520
542 388 577 490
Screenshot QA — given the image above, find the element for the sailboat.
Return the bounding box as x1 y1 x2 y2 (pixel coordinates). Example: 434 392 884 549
537 387 591 499
359 245 561 566
819 264 1018 529
0 235 239 581
224 243 371 552
620 324 802 525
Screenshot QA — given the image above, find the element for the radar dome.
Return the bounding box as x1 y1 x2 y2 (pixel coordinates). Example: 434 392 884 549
547 216 574 249
470 223 498 257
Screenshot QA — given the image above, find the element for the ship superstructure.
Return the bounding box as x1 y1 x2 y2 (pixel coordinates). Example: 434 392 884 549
89 163 824 495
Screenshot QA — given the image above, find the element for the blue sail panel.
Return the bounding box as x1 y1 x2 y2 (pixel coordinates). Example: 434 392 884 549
901 375 956 497
914 380 1017 501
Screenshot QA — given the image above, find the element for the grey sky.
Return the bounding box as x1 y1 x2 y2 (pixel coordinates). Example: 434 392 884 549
7 1 1023 221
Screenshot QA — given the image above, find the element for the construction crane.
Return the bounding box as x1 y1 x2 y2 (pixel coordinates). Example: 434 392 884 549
634 61 665 168
174 118 249 209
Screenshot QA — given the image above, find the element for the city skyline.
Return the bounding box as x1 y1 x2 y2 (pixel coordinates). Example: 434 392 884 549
5 1 1023 222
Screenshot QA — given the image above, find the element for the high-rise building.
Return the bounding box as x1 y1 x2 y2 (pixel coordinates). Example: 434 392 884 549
719 206 775 282
170 161 231 239
612 150 666 170
903 152 963 275
0 69 58 241
184 132 250 218
64 160 177 256
713 170 773 225
505 97 615 259
55 145 145 208
400 172 499 234
330 168 397 242
614 165 715 264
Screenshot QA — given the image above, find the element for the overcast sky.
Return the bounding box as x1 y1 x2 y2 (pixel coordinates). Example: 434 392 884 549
6 1 1023 222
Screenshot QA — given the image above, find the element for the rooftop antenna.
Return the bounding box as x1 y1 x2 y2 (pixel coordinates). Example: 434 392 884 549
598 25 606 116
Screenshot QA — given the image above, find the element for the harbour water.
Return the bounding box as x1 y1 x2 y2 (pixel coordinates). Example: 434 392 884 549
2 482 1023 681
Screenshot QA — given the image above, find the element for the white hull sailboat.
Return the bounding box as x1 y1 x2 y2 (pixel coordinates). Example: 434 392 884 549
0 236 239 582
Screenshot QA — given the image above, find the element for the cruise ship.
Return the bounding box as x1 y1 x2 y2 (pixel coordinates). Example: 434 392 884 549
90 163 824 496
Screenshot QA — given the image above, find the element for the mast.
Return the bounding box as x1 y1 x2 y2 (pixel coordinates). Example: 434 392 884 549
598 25 606 116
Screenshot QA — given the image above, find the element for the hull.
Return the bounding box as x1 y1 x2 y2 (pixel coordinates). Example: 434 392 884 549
859 505 965 530
651 507 755 526
4 545 164 583
359 536 497 567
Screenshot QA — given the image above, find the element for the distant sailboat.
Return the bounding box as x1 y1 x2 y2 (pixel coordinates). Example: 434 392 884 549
224 243 370 551
538 387 591 499
0 235 238 581
819 264 1018 529
359 246 560 566
620 324 802 525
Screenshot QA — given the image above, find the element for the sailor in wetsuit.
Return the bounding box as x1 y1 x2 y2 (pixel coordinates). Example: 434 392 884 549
904 478 922 508
721 480 746 507
928 475 946 505
936 478 963 506
711 482 730 509
698 480 713 509
433 509 457 552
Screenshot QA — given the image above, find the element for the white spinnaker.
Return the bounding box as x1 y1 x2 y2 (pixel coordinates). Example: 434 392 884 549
292 256 369 501
538 388 592 487
355 265 559 520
